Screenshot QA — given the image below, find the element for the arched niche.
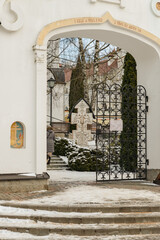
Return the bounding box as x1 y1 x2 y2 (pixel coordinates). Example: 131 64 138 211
10 121 24 148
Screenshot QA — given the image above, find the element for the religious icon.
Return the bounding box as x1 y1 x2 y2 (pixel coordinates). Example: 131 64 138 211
10 122 24 148
152 0 160 16
156 2 160 10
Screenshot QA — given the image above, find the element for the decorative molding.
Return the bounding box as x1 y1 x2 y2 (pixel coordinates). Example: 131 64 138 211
33 45 47 63
90 0 126 8
151 0 160 16
0 0 24 31
37 12 160 46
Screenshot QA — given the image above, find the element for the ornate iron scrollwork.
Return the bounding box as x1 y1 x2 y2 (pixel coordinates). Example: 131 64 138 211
96 83 147 181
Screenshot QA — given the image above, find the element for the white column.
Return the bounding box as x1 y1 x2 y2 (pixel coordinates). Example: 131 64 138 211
33 45 47 174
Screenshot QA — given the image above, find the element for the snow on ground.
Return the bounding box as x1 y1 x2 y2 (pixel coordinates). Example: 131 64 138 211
0 205 102 217
0 230 44 239
2 204 160 219
48 169 96 182
15 184 160 205
18 173 36 177
60 156 68 164
24 169 160 205
0 231 160 240
0 217 35 224
0 170 160 239
48 169 160 183
141 182 158 186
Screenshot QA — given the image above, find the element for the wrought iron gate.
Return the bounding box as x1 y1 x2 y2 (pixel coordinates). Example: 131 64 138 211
96 83 148 181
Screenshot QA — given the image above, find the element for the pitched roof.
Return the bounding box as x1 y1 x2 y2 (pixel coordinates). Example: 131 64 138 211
68 98 95 119
48 68 66 84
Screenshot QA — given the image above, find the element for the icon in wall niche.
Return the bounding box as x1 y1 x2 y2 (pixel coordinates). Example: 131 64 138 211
156 2 160 10
151 0 160 16
10 122 24 148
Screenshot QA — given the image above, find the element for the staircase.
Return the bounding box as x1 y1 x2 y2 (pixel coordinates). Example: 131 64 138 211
47 155 68 170
1 202 160 239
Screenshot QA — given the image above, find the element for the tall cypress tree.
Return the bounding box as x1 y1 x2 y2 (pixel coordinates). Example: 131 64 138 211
69 55 85 113
120 53 137 172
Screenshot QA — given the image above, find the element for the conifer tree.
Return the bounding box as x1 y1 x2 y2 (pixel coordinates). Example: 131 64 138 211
69 55 84 112
120 53 137 171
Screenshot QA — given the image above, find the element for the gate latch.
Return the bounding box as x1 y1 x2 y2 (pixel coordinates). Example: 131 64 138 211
146 159 149 165
146 106 149 112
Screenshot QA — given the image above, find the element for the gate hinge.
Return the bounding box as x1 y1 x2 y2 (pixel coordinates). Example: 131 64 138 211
146 106 149 112
146 159 149 165
146 96 149 102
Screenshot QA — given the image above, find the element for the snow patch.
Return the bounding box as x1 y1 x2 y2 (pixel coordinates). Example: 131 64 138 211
18 185 160 205
18 173 36 177
60 156 68 164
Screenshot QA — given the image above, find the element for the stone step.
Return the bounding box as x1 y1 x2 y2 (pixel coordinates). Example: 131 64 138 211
48 164 67 167
47 167 68 170
51 155 62 160
50 160 66 164
1 221 160 236
2 211 160 225
47 155 68 170
47 163 67 166
1 203 160 238
2 202 160 213
50 158 63 161
48 156 68 170
49 161 67 164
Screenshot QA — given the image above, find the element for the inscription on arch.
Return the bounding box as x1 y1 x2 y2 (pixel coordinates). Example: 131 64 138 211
156 2 160 10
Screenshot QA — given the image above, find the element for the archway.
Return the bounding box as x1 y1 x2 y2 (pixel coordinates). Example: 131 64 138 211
34 13 160 180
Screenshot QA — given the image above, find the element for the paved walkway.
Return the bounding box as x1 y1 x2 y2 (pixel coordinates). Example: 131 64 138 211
0 169 160 202
0 170 160 239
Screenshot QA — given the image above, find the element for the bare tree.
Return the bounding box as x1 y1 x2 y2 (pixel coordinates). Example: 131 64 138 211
47 37 126 111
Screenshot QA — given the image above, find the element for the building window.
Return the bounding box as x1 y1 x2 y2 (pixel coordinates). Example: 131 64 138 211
10 122 24 148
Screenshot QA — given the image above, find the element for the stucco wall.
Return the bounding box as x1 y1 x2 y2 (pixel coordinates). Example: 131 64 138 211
0 0 160 174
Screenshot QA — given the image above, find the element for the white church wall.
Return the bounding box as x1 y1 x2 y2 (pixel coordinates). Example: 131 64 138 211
0 0 160 175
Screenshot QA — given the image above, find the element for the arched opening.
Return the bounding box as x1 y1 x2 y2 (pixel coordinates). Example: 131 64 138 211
34 15 160 181
46 35 148 181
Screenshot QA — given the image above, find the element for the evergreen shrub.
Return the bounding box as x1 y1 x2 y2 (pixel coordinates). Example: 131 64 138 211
54 138 105 171
54 138 75 156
